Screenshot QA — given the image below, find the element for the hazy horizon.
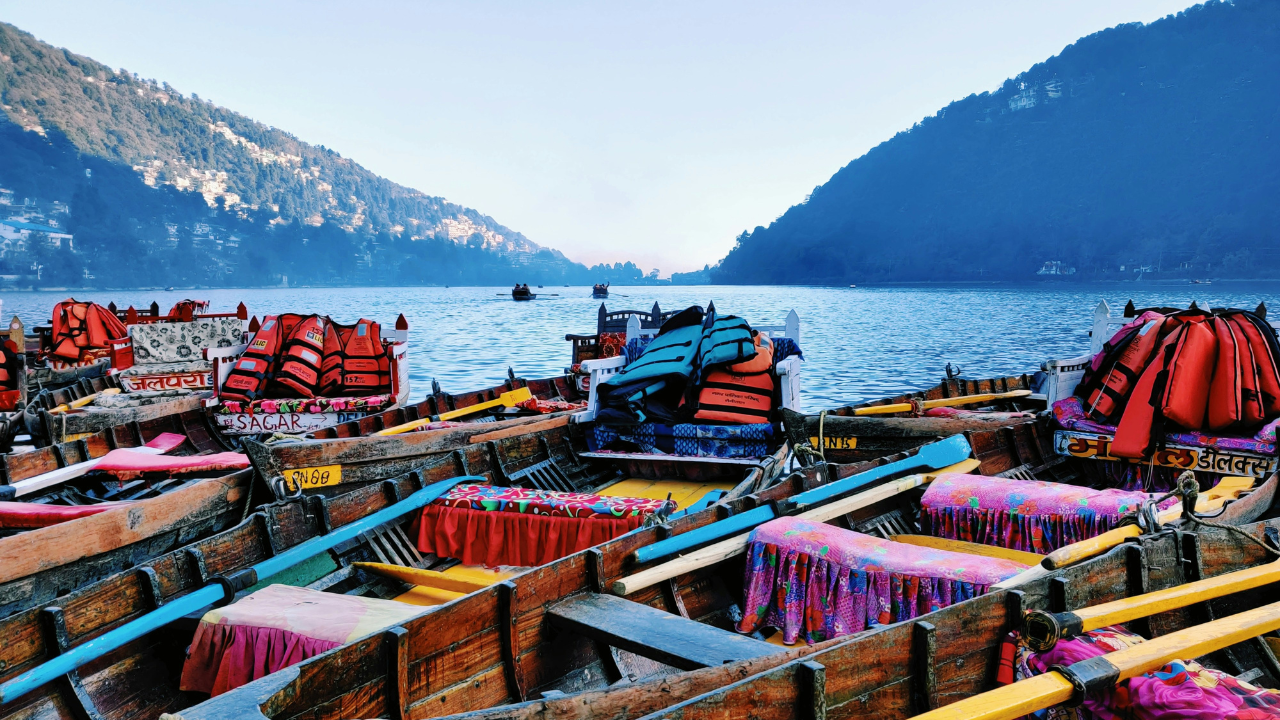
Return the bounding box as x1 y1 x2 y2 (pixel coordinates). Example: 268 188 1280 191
0 0 1197 274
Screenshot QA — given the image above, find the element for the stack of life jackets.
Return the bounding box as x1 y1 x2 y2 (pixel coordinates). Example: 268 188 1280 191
595 305 770 425
1074 308 1280 459
692 332 776 424
221 314 391 403
48 299 128 363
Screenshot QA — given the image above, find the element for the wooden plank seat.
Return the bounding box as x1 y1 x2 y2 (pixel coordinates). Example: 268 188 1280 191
547 593 778 670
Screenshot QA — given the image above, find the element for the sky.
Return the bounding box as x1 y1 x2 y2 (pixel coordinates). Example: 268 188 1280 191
0 1 1197 274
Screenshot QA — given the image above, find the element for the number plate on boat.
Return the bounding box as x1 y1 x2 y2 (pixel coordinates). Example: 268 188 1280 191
284 465 343 492
810 436 856 450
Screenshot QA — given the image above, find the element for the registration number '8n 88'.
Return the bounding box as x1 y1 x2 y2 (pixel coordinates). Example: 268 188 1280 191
284 465 342 492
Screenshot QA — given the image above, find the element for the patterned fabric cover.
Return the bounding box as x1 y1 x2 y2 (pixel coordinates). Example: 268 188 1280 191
1010 626 1280 719
128 317 243 364
738 516 1027 645
589 422 772 458
416 484 673 566
516 397 589 413
923 407 1037 421
116 359 212 376
430 483 669 519
216 394 394 414
93 388 203 408
180 584 424 696
598 331 627 359
624 336 654 365
920 474 1174 554
1054 396 1278 455
770 336 804 366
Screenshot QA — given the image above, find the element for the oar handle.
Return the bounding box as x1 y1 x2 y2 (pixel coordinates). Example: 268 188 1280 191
0 474 483 704
1043 525 1141 570
911 672 1075 720
631 505 775 565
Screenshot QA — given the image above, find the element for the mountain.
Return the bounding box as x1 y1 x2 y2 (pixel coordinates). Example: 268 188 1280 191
712 0 1280 285
0 22 654 288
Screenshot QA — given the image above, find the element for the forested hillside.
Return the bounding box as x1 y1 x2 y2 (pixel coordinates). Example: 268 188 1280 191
0 22 651 287
713 0 1280 284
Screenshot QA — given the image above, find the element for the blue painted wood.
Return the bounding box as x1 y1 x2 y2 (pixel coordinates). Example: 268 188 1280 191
0 474 484 705
631 435 971 564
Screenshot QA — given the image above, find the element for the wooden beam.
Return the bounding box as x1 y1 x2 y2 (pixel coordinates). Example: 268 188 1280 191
547 594 779 671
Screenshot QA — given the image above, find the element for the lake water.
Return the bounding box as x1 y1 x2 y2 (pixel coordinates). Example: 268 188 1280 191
4 284 1276 412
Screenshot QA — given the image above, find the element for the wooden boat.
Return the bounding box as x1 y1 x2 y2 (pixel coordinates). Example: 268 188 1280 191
592 283 609 299
513 286 535 301
0 408 251 620
157 412 1279 720
0 417 789 720
204 314 411 438
781 374 1043 465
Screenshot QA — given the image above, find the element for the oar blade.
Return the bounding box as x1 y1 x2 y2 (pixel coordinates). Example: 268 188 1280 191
913 434 973 470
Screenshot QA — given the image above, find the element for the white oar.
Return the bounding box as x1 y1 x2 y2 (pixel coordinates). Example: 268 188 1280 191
2 433 187 500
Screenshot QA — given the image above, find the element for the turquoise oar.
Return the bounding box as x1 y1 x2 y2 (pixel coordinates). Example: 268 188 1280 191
0 474 484 705
631 435 972 565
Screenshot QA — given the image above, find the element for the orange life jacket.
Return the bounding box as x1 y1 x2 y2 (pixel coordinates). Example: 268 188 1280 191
0 339 18 391
693 334 775 424
221 313 300 403
49 300 127 361
270 315 329 398
1111 318 1215 459
321 319 390 396
1207 316 1244 431
1084 317 1168 420
1228 313 1280 417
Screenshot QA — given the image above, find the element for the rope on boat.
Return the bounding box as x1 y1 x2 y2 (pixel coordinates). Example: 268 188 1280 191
1130 471 1280 557
793 409 826 465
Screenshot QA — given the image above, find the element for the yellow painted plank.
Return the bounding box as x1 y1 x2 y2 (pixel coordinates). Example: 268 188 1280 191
393 585 465 607
597 478 735 508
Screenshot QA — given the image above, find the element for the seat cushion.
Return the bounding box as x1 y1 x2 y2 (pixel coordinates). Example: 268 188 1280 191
116 360 213 376
129 317 243 364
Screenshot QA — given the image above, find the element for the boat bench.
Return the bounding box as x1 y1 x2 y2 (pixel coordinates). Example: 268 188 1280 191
548 593 778 670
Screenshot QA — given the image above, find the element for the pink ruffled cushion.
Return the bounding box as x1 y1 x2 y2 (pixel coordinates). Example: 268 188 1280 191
920 474 1171 553
737 516 1026 645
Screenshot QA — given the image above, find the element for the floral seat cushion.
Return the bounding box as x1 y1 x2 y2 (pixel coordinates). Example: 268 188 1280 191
129 317 243 364
216 394 394 414
117 360 212 376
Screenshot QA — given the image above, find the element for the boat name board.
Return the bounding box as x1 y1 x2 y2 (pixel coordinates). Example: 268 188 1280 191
284 464 343 492
1053 430 1278 479
809 436 856 450
119 371 212 392
214 411 368 435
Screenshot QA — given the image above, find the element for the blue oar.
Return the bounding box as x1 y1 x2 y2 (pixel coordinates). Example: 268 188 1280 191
0 474 484 705
631 435 972 565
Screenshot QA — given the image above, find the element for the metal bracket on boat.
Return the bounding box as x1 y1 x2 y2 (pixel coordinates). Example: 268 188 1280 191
1022 610 1085 653
1053 656 1121 707
270 475 303 503
211 569 260 607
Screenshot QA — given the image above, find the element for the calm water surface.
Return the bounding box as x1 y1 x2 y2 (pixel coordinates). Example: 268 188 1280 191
3 285 1275 412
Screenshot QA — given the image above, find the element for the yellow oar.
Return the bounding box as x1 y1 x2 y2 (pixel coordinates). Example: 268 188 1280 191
375 387 533 436
993 476 1254 589
914 599 1280 720
853 389 1031 416
1024 556 1280 652
48 388 121 414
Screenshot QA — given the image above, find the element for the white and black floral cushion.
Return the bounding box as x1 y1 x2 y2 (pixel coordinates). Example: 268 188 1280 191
117 360 213 376
129 317 243 364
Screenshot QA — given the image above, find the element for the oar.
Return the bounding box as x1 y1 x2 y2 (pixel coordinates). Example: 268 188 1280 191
853 389 1031 416
991 476 1255 590
912 599 1280 720
374 387 534 435
48 388 121 414
629 434 973 565
0 433 189 501
0 473 481 705
613 457 979 595
1023 555 1280 652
